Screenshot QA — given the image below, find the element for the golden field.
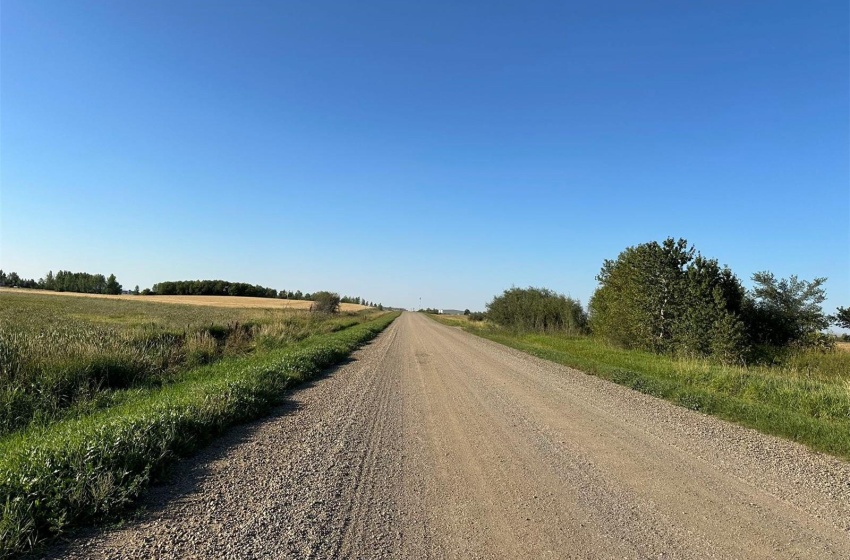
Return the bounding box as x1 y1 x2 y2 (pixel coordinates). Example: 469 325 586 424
0 287 369 312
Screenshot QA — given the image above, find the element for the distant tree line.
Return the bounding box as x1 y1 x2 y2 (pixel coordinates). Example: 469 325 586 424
148 281 383 306
478 237 846 364
152 280 279 298
0 270 122 295
340 295 380 307
418 307 441 314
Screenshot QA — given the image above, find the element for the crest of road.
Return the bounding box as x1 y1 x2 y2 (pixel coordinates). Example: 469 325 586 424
55 312 850 559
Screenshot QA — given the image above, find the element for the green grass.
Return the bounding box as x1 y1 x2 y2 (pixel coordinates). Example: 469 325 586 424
0 291 380 436
0 291 398 557
432 315 850 461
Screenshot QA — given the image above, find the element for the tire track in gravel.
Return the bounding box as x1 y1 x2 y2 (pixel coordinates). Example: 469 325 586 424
46 312 850 559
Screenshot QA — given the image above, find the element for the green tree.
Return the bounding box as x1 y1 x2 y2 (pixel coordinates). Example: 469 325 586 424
744 273 829 347
43 271 56 290
589 238 746 360
589 238 693 351
833 307 850 330
105 274 122 295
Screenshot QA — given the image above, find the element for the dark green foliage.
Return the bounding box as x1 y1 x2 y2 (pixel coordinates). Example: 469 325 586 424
53 271 107 293
105 274 122 295
0 270 38 289
834 307 850 330
589 238 746 361
151 280 278 298
743 273 830 348
468 311 486 322
311 291 341 314
487 287 587 334
2 270 126 294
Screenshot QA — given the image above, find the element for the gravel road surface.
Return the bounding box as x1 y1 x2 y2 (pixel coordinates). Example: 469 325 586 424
49 312 850 559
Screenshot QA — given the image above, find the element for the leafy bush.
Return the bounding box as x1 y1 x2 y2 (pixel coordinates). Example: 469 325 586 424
487 287 586 334
311 291 341 314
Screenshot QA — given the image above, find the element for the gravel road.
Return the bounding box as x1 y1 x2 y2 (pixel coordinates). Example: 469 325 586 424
49 312 850 559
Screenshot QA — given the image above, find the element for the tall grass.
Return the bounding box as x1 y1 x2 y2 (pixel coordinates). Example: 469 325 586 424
0 291 379 436
0 309 399 557
433 315 850 460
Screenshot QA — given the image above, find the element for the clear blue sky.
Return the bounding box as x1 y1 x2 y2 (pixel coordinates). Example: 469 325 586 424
2 1 848 311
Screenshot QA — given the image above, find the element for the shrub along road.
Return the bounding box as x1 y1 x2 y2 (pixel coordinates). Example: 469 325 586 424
49 312 850 559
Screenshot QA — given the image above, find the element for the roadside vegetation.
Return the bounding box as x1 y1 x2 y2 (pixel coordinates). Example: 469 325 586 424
434 237 850 460
0 291 370 437
0 290 398 557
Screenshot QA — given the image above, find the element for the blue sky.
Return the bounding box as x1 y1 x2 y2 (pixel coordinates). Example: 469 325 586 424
2 1 847 311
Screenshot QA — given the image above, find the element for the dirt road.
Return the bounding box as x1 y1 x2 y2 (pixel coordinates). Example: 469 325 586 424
51 312 850 559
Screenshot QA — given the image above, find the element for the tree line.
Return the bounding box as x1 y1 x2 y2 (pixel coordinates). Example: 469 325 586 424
1 270 122 295
483 238 847 363
151 280 279 298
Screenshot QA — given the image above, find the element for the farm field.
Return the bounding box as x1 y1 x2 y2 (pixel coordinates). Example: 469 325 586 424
0 287 370 311
0 289 397 556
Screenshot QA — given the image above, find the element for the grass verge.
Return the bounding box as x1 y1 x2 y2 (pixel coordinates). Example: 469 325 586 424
431 315 850 462
0 312 398 557
0 290 378 437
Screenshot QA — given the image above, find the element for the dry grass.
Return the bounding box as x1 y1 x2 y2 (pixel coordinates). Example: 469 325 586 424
0 287 369 312
836 342 850 353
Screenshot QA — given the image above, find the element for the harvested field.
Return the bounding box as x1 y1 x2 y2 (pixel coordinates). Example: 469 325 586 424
0 287 369 311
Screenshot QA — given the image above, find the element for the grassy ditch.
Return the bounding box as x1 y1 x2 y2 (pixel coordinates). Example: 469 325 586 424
0 291 372 437
0 306 398 557
431 315 850 461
